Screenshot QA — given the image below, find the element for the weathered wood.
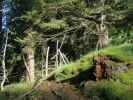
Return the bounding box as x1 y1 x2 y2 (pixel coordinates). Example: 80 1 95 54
23 47 35 82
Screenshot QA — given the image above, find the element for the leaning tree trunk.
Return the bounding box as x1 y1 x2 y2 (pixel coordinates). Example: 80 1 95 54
23 47 35 82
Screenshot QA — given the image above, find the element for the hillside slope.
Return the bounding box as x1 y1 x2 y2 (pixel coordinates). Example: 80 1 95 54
0 44 133 100
48 44 133 83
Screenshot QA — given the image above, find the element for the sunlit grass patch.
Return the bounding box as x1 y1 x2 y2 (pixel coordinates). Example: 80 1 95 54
51 44 133 81
0 82 33 100
116 68 133 85
4 82 33 94
83 80 133 100
100 44 133 66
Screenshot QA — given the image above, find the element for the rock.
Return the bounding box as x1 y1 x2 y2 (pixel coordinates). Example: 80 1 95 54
112 63 128 73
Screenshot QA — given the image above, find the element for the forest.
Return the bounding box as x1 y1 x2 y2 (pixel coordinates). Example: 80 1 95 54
0 0 133 100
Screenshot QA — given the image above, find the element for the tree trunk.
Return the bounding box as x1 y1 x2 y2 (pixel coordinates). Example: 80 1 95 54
99 32 108 48
97 23 109 49
97 14 109 49
23 47 35 82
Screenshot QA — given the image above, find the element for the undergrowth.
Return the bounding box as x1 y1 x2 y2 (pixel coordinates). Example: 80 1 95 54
51 44 133 82
0 44 133 100
83 80 133 100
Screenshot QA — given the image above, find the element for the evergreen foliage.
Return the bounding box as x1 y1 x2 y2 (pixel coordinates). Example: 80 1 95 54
0 1 133 99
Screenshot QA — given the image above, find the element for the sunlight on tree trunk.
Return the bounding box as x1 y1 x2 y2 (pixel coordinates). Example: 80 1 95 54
99 24 108 48
23 47 35 82
96 14 108 49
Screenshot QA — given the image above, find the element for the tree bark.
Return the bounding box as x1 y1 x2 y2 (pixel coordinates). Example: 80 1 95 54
100 14 109 48
97 15 109 49
98 31 108 48
23 47 35 82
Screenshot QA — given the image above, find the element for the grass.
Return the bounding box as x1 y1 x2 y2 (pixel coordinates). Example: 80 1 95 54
83 80 133 100
0 44 133 100
51 43 133 82
116 68 133 85
100 44 133 66
4 82 33 94
0 82 33 100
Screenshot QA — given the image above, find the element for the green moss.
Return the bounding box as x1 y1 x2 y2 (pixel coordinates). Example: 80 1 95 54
1 44 132 100
52 44 133 81
0 82 33 100
4 82 33 94
116 68 133 85
83 80 133 100
100 44 133 66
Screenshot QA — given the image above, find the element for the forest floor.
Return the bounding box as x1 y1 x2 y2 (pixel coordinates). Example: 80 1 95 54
0 44 133 100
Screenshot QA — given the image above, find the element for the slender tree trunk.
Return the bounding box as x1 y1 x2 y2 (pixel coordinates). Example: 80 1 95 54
97 14 109 49
0 32 8 91
23 47 35 82
99 31 108 48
